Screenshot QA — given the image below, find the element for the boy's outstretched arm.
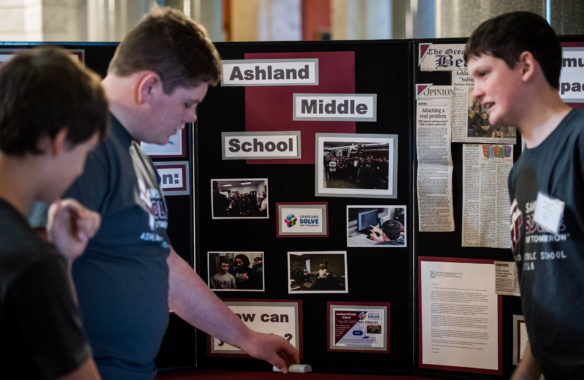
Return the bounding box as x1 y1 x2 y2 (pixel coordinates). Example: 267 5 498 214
167 248 300 373
58 359 101 380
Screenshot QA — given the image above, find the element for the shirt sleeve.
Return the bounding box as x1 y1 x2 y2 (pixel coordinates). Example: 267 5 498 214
64 142 110 214
26 143 110 228
6 254 92 378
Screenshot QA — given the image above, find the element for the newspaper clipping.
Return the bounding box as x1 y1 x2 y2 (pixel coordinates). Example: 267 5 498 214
416 85 455 232
462 144 513 248
452 69 516 143
494 260 520 297
419 42 517 144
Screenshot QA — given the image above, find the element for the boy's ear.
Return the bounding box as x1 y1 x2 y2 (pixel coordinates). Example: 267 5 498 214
49 129 68 156
37 128 68 156
518 51 537 82
136 71 162 105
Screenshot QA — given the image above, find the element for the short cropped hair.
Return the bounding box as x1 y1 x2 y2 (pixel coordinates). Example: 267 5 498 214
381 220 401 241
0 47 108 155
464 11 561 89
108 6 222 93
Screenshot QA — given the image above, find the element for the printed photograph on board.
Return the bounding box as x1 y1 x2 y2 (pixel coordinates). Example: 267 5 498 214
327 302 390 353
211 178 269 219
287 251 348 294
467 88 516 140
346 205 406 247
315 133 397 198
207 251 264 292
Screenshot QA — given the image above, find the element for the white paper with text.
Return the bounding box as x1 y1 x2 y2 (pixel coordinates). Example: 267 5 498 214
420 259 499 371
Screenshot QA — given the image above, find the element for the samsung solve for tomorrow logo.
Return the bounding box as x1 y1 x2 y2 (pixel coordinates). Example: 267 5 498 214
285 213 320 228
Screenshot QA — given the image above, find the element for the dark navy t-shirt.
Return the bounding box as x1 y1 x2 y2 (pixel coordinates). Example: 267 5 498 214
509 109 584 379
66 114 171 380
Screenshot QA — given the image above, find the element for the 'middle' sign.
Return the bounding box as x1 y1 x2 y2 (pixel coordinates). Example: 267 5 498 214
293 93 377 121
222 59 318 86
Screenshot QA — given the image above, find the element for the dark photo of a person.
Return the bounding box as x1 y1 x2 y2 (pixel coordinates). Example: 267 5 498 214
210 258 236 290
369 220 405 246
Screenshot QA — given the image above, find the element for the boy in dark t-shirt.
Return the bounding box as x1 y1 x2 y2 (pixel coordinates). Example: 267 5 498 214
26 7 299 379
0 47 108 379
465 12 583 379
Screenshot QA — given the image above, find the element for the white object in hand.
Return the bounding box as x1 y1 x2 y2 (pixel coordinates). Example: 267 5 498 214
273 364 312 373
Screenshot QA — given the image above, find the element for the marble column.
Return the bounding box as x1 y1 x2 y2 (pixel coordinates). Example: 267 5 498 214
0 0 87 42
549 0 584 35
191 0 224 41
230 0 301 42
331 0 391 40
435 0 545 38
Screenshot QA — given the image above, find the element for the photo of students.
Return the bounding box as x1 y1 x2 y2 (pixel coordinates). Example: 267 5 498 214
467 88 516 139
211 179 269 219
315 134 397 199
207 252 265 292
346 206 406 247
288 251 348 294
210 258 236 290
322 144 389 190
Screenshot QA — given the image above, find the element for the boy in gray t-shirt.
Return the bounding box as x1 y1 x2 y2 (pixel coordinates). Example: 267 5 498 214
210 259 236 290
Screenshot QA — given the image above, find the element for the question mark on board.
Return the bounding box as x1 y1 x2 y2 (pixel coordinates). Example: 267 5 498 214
284 334 292 342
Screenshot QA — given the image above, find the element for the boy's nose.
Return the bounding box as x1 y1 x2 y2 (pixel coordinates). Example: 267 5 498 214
472 86 484 101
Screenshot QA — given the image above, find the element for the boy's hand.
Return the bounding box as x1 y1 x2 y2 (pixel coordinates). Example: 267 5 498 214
369 225 384 242
47 199 101 263
240 331 300 374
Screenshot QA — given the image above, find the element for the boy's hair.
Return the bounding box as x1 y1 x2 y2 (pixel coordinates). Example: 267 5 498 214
219 258 230 266
464 11 561 89
108 6 222 93
0 46 108 155
381 220 401 241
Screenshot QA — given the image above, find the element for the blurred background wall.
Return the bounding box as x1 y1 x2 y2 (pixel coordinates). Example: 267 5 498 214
0 0 582 43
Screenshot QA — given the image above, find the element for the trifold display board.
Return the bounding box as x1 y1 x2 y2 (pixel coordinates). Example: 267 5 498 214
413 38 522 378
195 40 414 375
412 36 583 379
2 35 582 378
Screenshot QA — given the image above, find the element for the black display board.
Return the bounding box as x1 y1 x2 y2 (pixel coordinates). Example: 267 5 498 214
6 36 580 378
411 38 522 379
195 40 414 375
411 36 584 379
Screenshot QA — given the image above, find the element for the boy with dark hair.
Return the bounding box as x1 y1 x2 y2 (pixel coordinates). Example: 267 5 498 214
465 11 583 379
0 47 108 379
107 5 221 92
369 219 404 245
30 6 298 379
210 258 236 289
